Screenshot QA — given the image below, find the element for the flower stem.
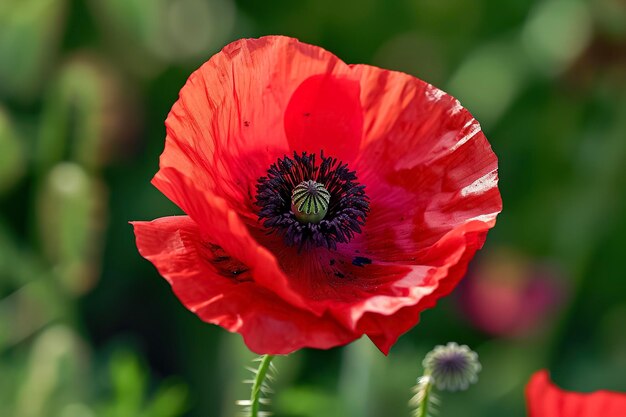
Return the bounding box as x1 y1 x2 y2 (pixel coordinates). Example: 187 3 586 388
417 381 432 417
249 354 274 417
411 375 434 417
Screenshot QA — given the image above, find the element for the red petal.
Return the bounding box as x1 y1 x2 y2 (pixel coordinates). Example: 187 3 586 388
251 220 490 355
321 65 500 351
284 73 363 162
158 36 362 220
352 64 501 254
526 370 626 417
361 220 490 354
132 216 358 354
152 167 310 312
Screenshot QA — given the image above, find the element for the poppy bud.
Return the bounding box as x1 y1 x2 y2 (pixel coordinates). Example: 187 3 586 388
423 342 481 392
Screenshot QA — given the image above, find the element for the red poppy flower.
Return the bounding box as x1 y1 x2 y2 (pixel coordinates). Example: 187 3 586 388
131 36 501 355
526 370 626 417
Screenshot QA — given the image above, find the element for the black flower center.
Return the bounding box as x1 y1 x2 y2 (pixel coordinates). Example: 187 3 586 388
256 151 369 250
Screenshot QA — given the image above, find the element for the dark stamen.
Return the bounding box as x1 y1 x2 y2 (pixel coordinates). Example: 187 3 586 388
256 151 369 250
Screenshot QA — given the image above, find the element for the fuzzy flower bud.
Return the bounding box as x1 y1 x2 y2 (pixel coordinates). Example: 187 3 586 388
422 342 481 392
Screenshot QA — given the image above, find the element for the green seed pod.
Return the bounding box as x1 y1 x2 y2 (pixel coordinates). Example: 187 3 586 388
291 180 331 224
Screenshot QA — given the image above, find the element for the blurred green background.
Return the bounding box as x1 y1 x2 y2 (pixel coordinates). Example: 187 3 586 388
1 0 626 416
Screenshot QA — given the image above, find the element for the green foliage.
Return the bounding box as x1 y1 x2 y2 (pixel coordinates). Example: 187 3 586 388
0 107 26 194
98 351 188 417
0 329 187 417
275 386 345 417
0 0 66 100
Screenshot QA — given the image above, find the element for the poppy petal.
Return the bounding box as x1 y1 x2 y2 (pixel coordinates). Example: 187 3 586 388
157 36 362 222
526 370 626 417
284 73 363 162
360 220 491 354
132 216 359 354
251 219 490 355
152 167 310 311
353 64 501 254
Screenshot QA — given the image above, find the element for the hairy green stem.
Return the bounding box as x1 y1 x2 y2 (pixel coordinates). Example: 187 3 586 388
249 354 274 417
413 375 433 417
417 383 432 417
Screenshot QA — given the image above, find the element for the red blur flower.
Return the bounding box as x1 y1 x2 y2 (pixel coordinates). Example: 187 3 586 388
131 36 501 355
526 370 626 417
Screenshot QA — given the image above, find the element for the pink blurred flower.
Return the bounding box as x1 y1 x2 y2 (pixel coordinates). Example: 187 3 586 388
458 248 567 338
